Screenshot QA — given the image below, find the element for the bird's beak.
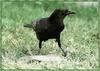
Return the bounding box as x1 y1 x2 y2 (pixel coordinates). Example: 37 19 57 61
66 11 75 15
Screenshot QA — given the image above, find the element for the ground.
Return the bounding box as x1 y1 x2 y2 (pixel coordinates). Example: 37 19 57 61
1 1 98 69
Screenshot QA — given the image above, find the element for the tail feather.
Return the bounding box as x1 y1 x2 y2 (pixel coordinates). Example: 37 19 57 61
24 24 33 28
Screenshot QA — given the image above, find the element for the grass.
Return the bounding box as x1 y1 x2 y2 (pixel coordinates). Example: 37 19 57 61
1 1 98 69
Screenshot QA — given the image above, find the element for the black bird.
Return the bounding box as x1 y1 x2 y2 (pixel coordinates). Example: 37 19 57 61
24 9 75 56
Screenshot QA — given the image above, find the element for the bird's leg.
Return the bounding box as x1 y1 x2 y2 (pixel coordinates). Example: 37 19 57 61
56 38 67 57
38 40 42 55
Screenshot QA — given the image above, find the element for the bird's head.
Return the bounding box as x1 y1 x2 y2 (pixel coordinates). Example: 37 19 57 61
50 9 75 20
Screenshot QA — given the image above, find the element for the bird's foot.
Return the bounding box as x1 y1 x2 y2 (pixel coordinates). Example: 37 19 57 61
63 53 67 57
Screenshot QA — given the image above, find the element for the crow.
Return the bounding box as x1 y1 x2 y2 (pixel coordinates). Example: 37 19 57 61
24 9 75 57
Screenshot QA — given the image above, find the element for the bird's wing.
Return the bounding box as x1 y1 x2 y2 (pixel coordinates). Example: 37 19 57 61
32 18 49 33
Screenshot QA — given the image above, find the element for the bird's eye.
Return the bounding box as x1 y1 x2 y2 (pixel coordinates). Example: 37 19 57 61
62 12 65 15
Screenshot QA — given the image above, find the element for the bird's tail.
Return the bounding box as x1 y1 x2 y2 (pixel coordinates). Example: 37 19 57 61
24 24 33 28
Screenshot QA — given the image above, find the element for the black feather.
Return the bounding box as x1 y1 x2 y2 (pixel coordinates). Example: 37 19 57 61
24 9 75 56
